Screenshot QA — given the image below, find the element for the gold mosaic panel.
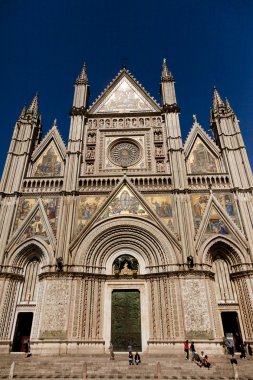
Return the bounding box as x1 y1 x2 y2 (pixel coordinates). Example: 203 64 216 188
100 187 148 219
20 211 47 241
33 142 63 177
191 194 209 229
206 207 229 235
15 198 37 229
77 196 106 230
144 194 174 231
188 138 219 173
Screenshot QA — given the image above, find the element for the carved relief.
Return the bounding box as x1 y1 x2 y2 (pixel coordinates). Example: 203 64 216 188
181 279 213 339
40 280 70 339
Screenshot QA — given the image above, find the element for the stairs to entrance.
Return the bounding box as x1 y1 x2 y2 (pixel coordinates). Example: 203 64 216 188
0 353 252 379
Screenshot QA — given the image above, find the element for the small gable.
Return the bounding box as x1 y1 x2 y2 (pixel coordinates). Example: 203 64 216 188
32 141 63 177
187 137 220 174
90 71 160 114
21 209 48 242
205 206 230 235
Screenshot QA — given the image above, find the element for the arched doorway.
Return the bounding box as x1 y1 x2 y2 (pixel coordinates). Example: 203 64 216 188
12 255 41 352
208 242 243 349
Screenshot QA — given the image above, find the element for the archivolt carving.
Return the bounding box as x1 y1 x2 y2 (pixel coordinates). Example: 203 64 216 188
200 236 247 266
73 218 179 269
6 238 53 268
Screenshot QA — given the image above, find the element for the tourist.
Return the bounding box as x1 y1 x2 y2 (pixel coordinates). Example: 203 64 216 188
240 342 246 359
202 354 211 369
129 351 134 365
109 342 114 360
248 343 252 356
24 339 31 358
226 340 234 356
135 352 141 365
184 340 189 360
190 341 196 361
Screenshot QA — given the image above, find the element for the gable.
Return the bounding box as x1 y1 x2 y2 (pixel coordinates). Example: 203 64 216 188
99 186 150 219
32 141 63 177
90 71 160 114
187 137 220 174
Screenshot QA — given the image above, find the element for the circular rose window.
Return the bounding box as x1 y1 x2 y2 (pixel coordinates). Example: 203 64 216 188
109 140 141 167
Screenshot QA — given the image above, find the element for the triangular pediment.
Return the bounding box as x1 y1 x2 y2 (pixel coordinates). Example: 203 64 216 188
70 177 180 251
7 199 56 251
195 195 247 251
89 70 160 114
187 136 221 174
30 125 66 177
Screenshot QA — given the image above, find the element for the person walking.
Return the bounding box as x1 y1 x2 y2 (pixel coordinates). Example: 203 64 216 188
184 340 189 360
190 341 196 361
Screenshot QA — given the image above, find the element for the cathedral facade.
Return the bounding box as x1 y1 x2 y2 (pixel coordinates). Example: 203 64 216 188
0 61 253 355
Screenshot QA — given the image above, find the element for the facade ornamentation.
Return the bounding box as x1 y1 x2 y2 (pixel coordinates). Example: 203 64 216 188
0 62 252 355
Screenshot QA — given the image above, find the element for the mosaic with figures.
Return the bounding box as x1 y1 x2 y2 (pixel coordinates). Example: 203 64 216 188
144 194 174 231
192 193 239 231
20 211 48 242
206 207 229 235
188 138 219 174
100 187 149 219
14 197 59 233
77 196 107 231
33 143 63 177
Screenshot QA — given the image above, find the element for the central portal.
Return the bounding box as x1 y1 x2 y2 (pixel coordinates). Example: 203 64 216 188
111 290 142 352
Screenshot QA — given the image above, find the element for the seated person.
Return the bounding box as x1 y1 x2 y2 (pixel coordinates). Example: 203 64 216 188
129 351 134 365
135 352 141 365
202 355 211 369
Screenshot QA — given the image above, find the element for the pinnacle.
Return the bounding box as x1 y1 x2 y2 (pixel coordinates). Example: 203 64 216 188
213 86 225 109
76 63 88 84
225 97 233 113
18 104 27 120
161 58 174 81
27 92 39 115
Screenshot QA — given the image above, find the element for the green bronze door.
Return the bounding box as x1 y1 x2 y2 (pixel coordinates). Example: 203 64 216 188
111 290 142 352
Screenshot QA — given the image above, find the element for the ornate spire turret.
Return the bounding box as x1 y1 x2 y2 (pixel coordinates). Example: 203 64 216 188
161 58 174 81
160 58 178 108
225 97 233 113
72 63 90 110
212 86 225 111
27 93 39 115
76 63 88 85
18 105 27 120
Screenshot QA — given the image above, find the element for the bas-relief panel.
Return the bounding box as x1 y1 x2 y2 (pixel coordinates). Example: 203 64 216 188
96 78 155 113
144 194 174 231
188 138 219 174
14 197 59 233
40 280 70 339
100 187 149 219
182 279 213 339
33 143 63 177
77 196 106 231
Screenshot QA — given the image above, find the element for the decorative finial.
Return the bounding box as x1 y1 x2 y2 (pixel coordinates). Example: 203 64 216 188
161 58 174 81
225 98 233 113
193 114 198 123
76 63 88 84
53 118 57 126
27 92 39 115
213 86 225 110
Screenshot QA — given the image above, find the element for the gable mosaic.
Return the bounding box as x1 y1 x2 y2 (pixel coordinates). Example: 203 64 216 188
188 137 219 173
33 142 63 177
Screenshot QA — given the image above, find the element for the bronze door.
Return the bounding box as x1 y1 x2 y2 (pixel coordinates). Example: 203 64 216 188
111 290 142 352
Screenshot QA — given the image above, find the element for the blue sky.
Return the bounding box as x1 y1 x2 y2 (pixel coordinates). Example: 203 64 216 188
0 0 253 175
